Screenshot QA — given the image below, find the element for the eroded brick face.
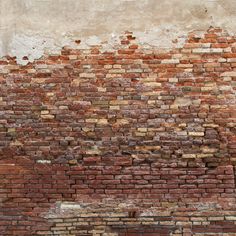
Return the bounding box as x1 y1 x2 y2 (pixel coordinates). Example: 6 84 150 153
0 28 236 235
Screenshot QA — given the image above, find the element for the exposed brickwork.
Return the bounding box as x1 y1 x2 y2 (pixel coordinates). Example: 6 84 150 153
0 27 235 235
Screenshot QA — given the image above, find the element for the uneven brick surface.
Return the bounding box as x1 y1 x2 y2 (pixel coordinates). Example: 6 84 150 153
0 28 235 235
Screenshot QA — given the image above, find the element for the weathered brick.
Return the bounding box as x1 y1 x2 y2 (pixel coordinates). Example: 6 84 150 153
0 27 235 236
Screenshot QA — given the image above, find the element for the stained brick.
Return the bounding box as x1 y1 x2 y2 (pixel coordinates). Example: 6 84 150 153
0 27 235 236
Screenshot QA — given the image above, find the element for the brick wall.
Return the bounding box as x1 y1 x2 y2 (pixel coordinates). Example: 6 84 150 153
0 27 235 235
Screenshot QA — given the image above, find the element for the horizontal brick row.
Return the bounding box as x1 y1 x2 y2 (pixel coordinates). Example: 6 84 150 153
0 27 235 235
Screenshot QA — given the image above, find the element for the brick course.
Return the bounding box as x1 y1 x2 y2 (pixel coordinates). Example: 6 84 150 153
0 27 235 235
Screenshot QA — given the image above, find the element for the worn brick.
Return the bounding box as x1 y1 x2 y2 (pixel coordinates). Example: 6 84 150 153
0 27 235 236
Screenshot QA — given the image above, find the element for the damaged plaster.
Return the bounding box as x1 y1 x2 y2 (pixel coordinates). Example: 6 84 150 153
0 0 236 64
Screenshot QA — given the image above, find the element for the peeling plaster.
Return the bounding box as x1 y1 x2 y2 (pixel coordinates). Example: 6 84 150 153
0 0 236 64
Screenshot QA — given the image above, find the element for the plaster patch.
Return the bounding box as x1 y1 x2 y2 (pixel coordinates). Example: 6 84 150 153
9 34 71 65
134 25 187 49
0 0 236 64
0 28 201 65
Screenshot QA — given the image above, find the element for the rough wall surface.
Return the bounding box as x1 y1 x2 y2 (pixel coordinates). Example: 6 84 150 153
1 0 236 64
0 1 236 236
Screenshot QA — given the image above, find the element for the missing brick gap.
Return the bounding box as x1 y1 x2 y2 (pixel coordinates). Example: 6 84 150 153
234 166 236 189
128 210 138 218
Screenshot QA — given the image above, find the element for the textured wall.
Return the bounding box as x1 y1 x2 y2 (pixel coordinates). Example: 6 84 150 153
0 1 236 236
1 0 236 64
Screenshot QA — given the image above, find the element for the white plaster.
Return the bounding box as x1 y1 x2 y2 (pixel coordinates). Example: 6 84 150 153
0 0 236 64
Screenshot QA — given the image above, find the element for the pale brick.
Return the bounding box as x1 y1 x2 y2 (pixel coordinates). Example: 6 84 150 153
188 132 205 136
161 59 179 64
